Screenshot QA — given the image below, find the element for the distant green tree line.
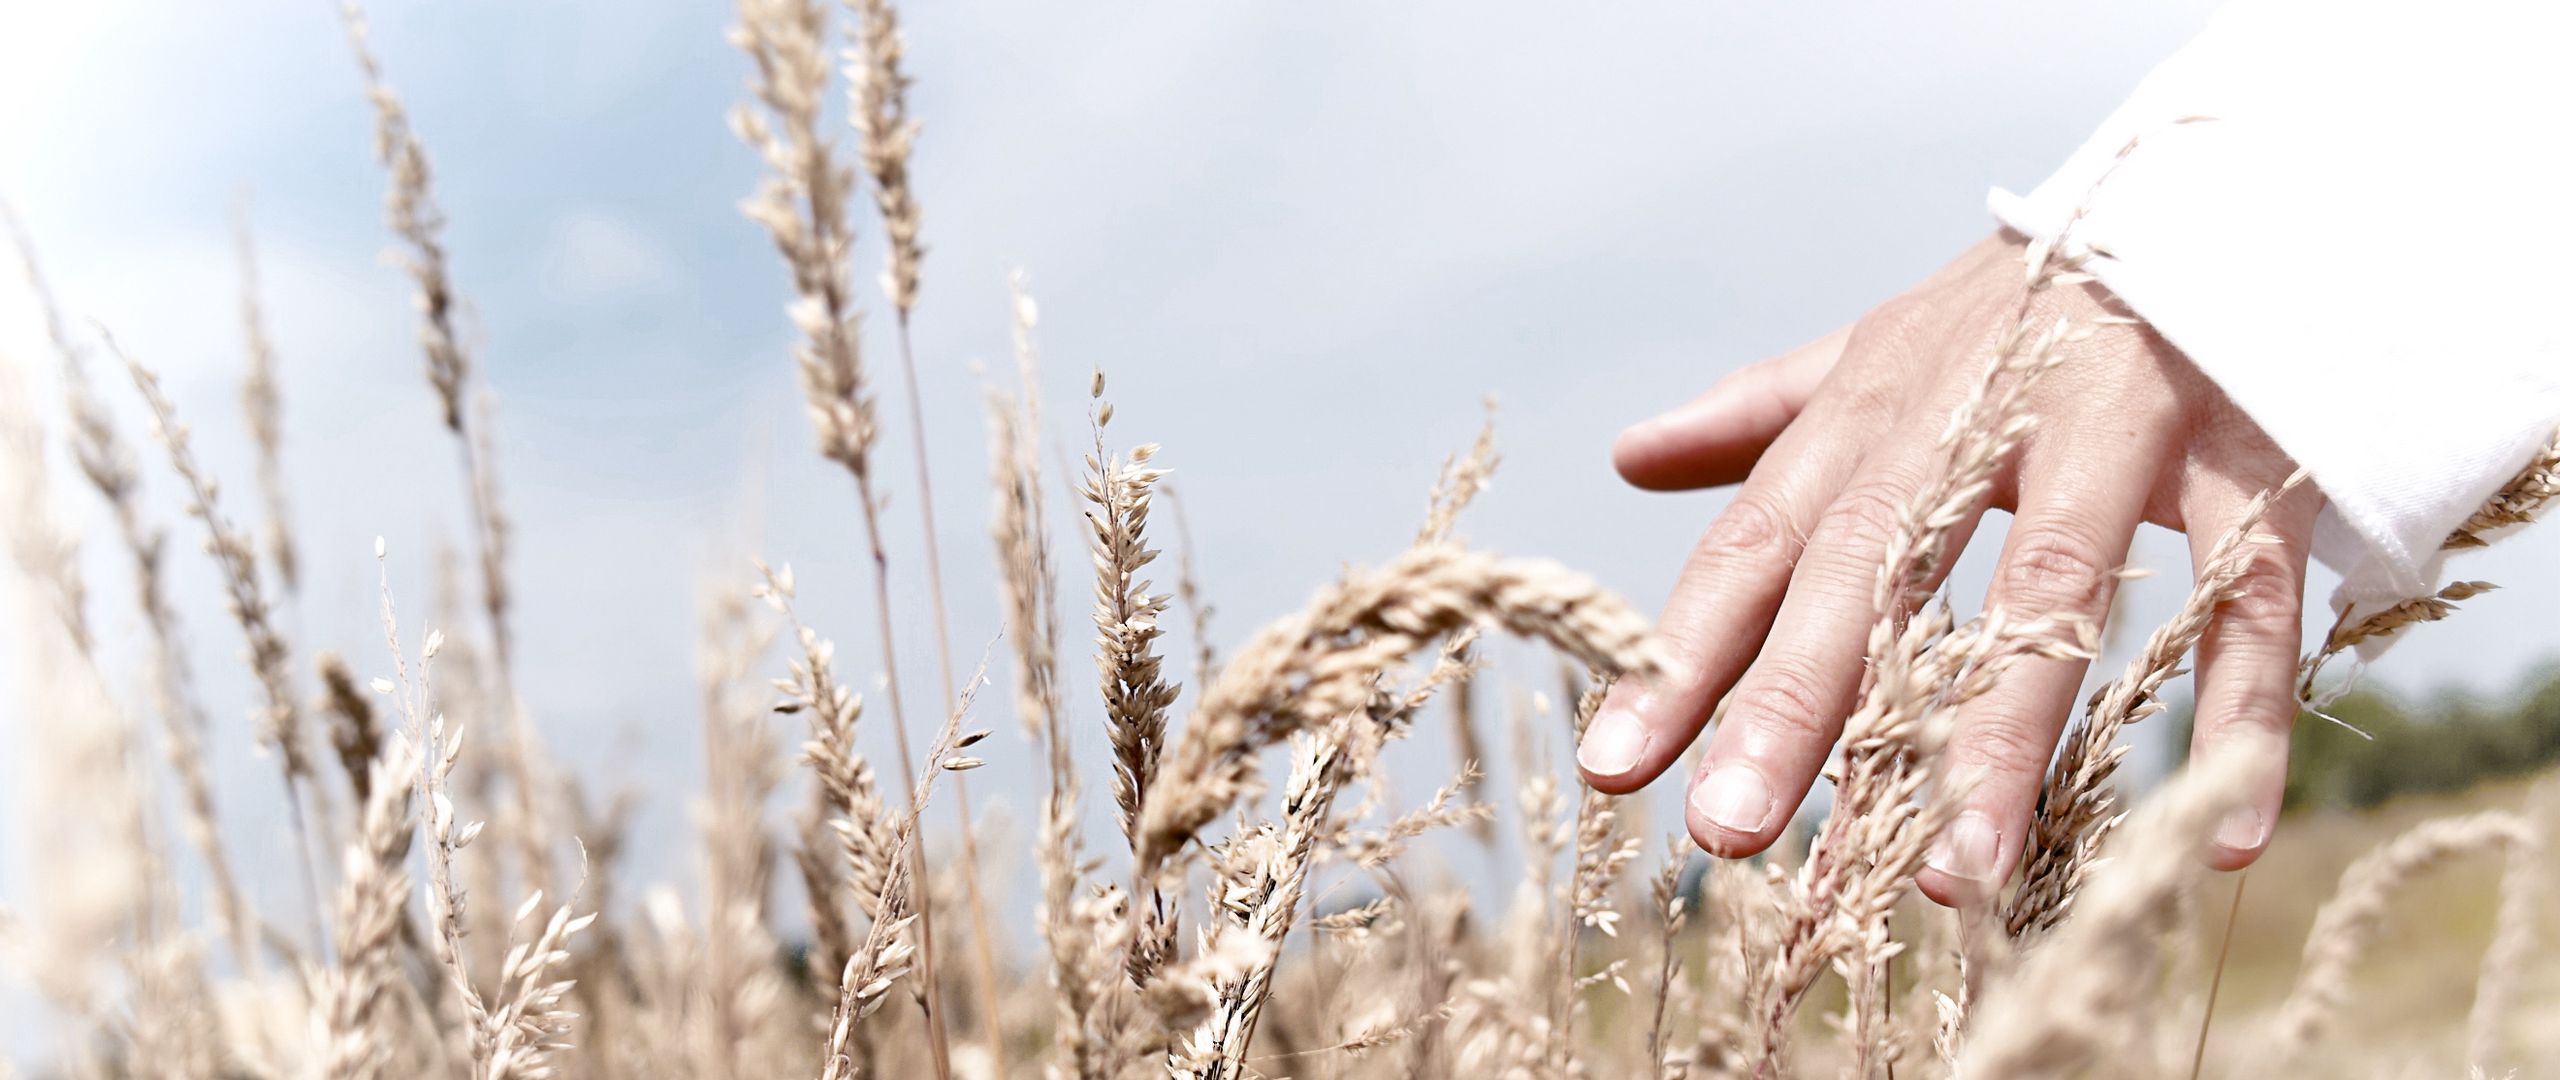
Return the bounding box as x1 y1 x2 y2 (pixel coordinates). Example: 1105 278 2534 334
2267 664 2560 810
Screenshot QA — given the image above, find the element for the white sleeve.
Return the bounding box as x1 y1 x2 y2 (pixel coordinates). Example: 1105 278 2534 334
1988 0 2560 617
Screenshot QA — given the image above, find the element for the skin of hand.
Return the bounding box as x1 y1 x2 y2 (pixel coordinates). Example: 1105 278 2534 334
1576 231 2320 908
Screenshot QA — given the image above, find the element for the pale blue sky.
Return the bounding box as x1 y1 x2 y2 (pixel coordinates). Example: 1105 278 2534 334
5 0 2554 1057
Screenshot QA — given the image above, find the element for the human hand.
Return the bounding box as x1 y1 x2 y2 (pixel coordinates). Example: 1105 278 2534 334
1577 232 2319 906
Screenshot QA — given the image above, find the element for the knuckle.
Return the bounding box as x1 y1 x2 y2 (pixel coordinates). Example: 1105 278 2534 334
1729 663 1836 744
2204 700 2297 742
2218 560 2304 634
1698 496 1796 562
1809 486 1907 558
1854 295 1934 354
1716 359 1778 398
1952 712 2053 773
1996 520 2116 615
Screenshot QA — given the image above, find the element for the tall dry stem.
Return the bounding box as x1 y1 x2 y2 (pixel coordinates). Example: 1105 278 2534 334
846 0 1005 1053
115 335 330 958
337 0 551 904
233 205 298 597
817 669 986 1080
731 3 950 1067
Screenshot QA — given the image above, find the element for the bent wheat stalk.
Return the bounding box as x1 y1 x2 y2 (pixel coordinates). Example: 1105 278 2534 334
1134 542 1662 884
2262 810 2538 1065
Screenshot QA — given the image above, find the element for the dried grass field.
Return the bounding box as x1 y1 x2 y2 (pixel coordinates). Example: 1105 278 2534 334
5 2 2560 1078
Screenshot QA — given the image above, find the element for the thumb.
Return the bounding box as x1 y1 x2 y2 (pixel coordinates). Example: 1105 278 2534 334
1613 327 1846 491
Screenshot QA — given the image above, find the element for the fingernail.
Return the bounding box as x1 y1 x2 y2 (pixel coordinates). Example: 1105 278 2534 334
1690 765 1776 836
1926 810 2003 885
2214 807 2268 852
1577 708 1651 776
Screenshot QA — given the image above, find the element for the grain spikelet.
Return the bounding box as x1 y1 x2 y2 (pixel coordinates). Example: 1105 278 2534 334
1083 370 1181 851
314 736 421 1080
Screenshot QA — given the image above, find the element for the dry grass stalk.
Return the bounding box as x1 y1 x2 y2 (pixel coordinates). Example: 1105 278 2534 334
846 0 1005 1047
1160 483 1219 687
2466 800 2542 1073
760 563 905 1022
1418 400 1500 546
2262 810 2537 1065
2298 428 2556 699
731 0 876 478
321 650 388 805
1553 682 1639 1064
117 337 332 952
1177 718 1366 1078
2297 580 2498 705
233 206 298 596
1959 749 2258 1077
818 668 985 1080
2008 482 2286 938
1644 838 1691 1079
1328 758 1491 868
0 345 155 1045
7 207 264 973
335 1 464 433
376 542 594 1080
1748 570 2093 1070
1 202 97 653
847 0 922 321
762 576 867 973
1082 367 1188 991
795 658 897 922
984 321 1124 1076
338 0 551 912
696 590 787 1077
